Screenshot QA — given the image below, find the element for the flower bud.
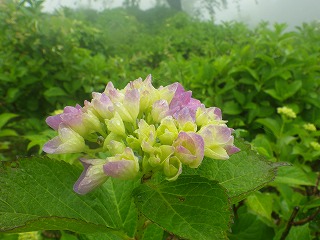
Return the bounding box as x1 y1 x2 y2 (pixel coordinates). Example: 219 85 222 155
135 119 156 153
46 105 87 136
103 147 139 180
174 107 197 132
198 124 240 160
43 124 86 154
106 140 126 155
163 156 182 181
156 116 178 145
123 89 140 121
151 99 169 123
195 105 224 126
173 132 204 168
90 92 114 119
73 158 108 195
106 112 126 136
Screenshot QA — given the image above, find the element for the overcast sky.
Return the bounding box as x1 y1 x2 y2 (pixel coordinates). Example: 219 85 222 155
42 0 320 29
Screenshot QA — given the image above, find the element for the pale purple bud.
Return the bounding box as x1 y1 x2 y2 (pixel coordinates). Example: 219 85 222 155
173 132 204 168
169 84 192 115
124 77 143 90
198 124 239 160
91 92 114 119
168 83 202 121
151 99 169 123
73 158 108 195
46 104 82 131
103 148 139 180
196 105 224 126
174 107 194 125
123 89 140 121
43 124 86 154
174 107 197 132
103 82 124 103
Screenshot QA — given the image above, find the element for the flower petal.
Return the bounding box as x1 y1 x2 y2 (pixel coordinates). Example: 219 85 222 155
73 159 108 195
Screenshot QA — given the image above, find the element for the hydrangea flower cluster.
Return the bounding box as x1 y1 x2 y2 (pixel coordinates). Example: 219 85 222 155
43 75 239 194
277 106 297 119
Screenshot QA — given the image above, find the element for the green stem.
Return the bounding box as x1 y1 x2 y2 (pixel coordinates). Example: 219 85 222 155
84 146 104 155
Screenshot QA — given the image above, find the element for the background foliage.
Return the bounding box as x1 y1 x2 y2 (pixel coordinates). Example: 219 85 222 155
0 0 319 239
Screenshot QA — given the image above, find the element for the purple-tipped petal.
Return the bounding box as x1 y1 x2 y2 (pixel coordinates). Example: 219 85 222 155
173 107 194 124
73 159 108 195
46 105 84 132
46 115 63 130
42 125 85 154
103 147 139 180
42 136 62 153
200 125 232 145
226 145 241 155
104 82 123 103
173 132 204 168
124 89 140 120
198 124 239 160
103 160 137 180
91 93 114 119
151 99 169 122
60 108 83 127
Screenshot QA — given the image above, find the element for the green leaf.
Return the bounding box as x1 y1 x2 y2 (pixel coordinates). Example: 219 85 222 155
272 164 317 186
190 139 288 203
133 175 231 240
0 129 18 137
103 178 140 238
286 223 311 240
0 233 19 240
275 80 302 101
223 101 242 115
0 157 134 238
141 224 164 240
265 81 302 101
79 232 123 240
44 87 67 98
229 207 274 240
0 113 18 130
255 118 281 138
303 198 320 211
6 88 20 103
245 192 273 223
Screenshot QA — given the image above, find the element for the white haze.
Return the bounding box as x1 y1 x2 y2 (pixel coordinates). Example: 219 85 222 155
43 0 320 29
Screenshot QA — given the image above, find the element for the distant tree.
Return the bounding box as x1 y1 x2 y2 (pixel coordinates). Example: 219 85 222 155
123 0 140 8
166 0 182 11
165 0 229 22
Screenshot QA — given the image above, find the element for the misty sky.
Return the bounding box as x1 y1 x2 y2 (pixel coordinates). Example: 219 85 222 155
43 0 320 28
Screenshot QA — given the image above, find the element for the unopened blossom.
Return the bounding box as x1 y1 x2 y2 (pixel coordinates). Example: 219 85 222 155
103 147 139 180
277 106 296 119
43 75 239 194
173 132 204 168
303 123 317 132
73 158 108 195
43 124 85 154
310 141 320 151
